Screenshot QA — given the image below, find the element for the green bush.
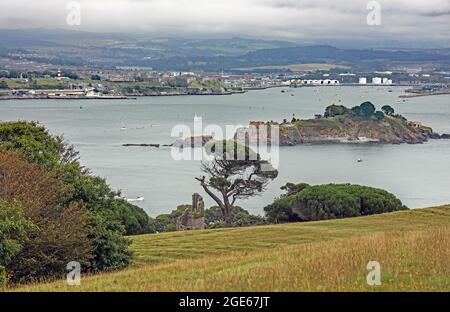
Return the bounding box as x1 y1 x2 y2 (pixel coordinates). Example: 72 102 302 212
264 183 309 223
0 200 35 285
153 205 188 233
265 183 407 223
291 184 407 221
205 206 266 228
152 205 266 232
324 105 350 118
264 197 300 224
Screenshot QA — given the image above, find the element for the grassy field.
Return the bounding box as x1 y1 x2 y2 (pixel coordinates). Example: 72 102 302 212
0 78 65 89
11 205 450 292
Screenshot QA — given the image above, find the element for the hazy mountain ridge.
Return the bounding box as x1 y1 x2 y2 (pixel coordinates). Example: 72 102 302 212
1 29 450 71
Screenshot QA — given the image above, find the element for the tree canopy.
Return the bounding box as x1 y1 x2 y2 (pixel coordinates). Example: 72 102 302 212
264 183 407 223
196 140 278 226
381 105 395 115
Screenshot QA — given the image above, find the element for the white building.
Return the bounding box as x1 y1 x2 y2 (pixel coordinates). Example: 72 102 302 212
302 79 340 85
383 78 393 85
372 77 383 85
359 77 367 85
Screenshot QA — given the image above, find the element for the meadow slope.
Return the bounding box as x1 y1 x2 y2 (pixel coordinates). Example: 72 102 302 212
13 205 450 292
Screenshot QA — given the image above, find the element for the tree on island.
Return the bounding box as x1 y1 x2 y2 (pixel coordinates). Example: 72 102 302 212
360 101 376 117
381 105 395 116
350 105 362 116
196 140 278 226
375 111 385 121
324 104 349 118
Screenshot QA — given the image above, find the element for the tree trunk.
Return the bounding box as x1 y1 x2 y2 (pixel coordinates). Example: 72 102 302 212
222 195 233 226
196 176 234 227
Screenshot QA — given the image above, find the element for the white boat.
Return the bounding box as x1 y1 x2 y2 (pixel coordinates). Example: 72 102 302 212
126 197 144 202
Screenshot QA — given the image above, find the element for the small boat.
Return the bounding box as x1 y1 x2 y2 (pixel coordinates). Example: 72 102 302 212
126 197 144 202
357 158 363 163
120 126 127 131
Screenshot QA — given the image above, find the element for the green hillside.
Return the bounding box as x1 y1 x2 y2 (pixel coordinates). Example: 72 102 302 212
12 205 450 292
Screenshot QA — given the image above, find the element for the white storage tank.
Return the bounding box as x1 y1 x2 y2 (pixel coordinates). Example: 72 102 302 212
372 77 382 84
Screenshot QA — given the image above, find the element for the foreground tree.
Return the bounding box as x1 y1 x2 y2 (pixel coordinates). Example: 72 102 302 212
0 150 93 283
196 140 278 226
0 121 153 278
0 200 35 285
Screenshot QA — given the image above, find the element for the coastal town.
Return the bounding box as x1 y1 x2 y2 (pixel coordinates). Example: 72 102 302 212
1 65 449 100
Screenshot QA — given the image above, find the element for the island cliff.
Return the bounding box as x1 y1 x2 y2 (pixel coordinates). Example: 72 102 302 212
235 102 449 146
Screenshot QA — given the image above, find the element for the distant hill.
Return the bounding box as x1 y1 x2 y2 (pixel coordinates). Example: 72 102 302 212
1 29 450 71
146 45 450 71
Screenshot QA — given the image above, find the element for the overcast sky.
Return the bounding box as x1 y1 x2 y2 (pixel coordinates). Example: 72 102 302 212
1 0 449 46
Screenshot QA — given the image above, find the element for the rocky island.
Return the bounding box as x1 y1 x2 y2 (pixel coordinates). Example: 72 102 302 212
123 102 449 149
235 102 450 146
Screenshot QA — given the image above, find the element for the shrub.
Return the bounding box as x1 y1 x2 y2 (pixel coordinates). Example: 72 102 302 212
264 196 300 224
0 200 35 285
265 183 407 223
291 184 407 221
205 206 266 228
324 105 350 118
152 205 266 232
264 183 310 223
153 205 188 233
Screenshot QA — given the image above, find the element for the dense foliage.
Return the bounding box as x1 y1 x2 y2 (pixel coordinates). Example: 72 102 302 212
381 105 395 116
0 150 93 283
0 121 154 284
205 206 266 228
323 101 388 121
264 183 309 223
152 205 265 232
265 183 407 223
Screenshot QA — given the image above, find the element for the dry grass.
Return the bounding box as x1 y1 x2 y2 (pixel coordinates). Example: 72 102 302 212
9 205 450 292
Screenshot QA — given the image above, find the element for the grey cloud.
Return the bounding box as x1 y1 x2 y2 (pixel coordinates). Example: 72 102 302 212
0 0 448 46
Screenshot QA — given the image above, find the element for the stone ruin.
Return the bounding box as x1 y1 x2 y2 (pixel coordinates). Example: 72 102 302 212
176 193 206 231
